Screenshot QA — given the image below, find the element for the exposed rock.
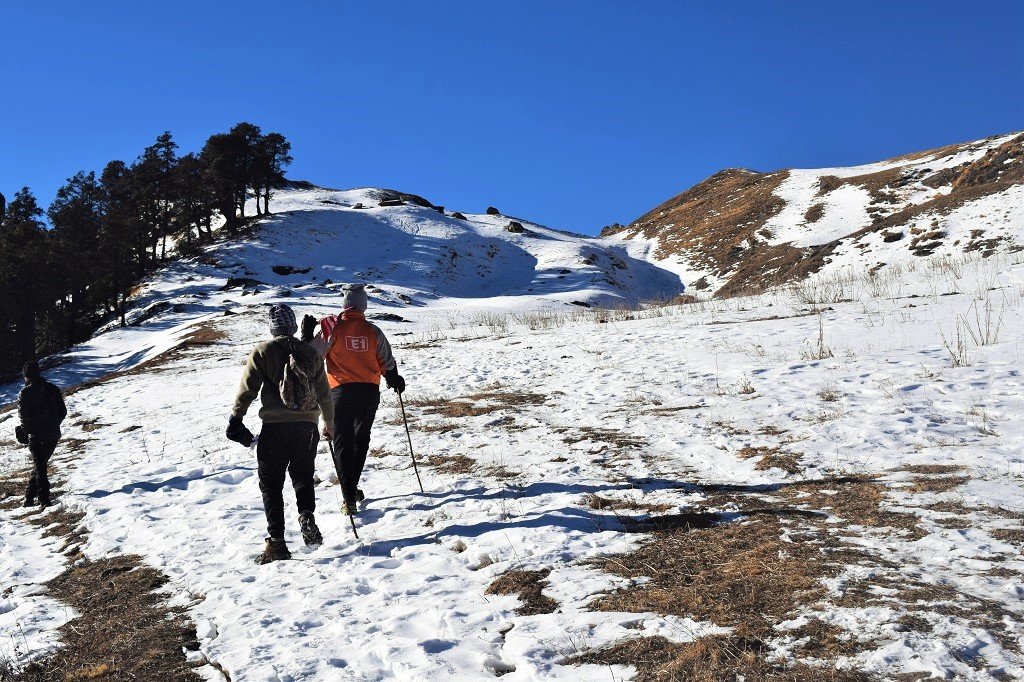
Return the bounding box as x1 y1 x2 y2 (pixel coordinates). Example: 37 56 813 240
379 198 405 207
452 212 468 220
507 221 525 233
486 206 501 215
271 265 313 276
220 277 266 291
368 312 410 323
570 300 592 308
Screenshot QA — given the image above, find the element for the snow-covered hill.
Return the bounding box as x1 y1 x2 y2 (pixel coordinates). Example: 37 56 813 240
0 185 684 403
605 131 1024 298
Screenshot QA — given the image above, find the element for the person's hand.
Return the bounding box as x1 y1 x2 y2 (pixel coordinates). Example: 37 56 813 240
322 424 334 439
384 368 406 394
226 416 255 448
301 314 318 342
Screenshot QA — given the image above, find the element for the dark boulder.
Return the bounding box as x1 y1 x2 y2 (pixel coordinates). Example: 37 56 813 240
271 265 312 276
486 206 501 215
379 198 405 207
506 221 525 233
452 212 468 220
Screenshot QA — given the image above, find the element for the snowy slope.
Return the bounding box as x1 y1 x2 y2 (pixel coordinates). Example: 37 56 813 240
2 186 1024 680
606 131 1024 297
0 185 684 405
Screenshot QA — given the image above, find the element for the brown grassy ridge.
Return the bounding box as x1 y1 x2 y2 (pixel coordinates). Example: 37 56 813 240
603 132 1024 298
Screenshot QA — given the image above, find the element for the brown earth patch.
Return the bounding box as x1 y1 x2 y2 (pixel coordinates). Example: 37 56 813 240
485 569 558 615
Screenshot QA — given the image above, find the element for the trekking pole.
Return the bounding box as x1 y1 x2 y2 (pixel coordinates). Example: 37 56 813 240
327 439 358 539
397 391 424 493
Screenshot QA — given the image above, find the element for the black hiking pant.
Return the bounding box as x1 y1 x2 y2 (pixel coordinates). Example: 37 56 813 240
256 421 318 540
26 437 58 502
331 386 379 505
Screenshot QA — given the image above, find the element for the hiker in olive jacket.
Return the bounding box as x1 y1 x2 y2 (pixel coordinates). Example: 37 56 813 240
16 361 67 507
228 304 334 564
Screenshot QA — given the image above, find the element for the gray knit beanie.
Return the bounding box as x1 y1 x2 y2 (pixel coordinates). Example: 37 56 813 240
269 303 297 337
342 284 368 312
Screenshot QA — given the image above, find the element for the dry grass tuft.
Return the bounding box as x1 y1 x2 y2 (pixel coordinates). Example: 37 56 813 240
424 454 475 475
737 446 803 475
583 494 672 514
559 427 646 450
897 464 965 475
485 569 558 615
421 391 546 419
566 633 872 681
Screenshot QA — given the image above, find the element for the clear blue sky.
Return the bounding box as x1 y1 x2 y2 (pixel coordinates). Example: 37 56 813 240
2 1 1022 235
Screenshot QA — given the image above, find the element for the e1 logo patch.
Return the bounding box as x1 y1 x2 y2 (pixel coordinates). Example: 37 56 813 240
346 336 369 352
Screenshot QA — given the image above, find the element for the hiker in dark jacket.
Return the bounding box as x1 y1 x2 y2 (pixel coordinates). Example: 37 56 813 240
228 304 335 564
302 284 405 515
16 361 67 507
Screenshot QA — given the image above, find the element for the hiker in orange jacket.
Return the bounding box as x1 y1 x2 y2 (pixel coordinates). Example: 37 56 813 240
302 284 405 514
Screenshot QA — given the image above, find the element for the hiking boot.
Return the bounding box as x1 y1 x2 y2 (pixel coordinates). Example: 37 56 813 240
343 500 359 516
38 496 51 508
256 539 291 564
24 496 35 508
299 512 323 546
355 489 365 503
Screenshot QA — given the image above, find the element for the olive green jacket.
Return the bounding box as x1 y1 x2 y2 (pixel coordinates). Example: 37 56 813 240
231 336 334 427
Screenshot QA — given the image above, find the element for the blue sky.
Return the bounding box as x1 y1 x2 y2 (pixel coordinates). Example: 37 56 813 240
2 1 1022 235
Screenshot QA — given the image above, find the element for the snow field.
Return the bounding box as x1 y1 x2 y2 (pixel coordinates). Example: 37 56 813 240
2 187 1023 679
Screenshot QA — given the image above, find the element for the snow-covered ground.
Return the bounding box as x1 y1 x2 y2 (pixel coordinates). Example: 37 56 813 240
2 190 1024 680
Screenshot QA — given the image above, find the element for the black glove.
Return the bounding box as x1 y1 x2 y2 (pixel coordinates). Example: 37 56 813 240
226 416 255 447
14 425 28 445
384 367 406 394
300 314 317 342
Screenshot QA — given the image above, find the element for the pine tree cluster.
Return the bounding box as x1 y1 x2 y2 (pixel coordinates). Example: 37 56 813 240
0 122 292 377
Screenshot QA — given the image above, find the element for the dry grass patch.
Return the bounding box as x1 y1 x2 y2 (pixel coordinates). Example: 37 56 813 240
485 569 558 615
991 526 1024 547
738 446 803 475
568 634 871 682
583 493 672 514
559 427 646 450
783 478 925 538
579 509 875 680
646 404 701 416
421 390 546 419
897 464 965 475
27 506 88 554
14 555 201 682
424 454 475 475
